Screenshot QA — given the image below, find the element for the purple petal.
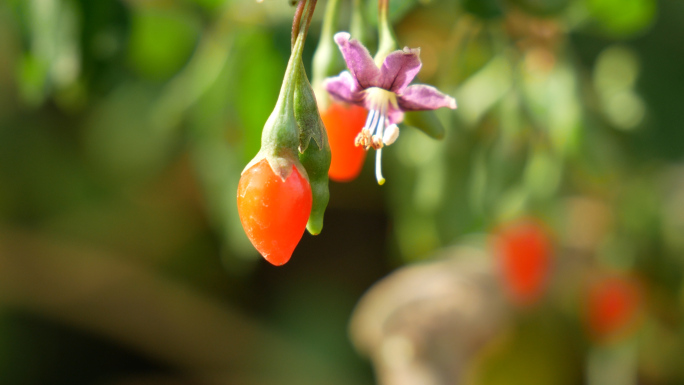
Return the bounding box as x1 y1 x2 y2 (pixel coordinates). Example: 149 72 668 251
397 84 457 111
386 105 405 125
324 71 364 105
379 47 422 93
334 32 380 89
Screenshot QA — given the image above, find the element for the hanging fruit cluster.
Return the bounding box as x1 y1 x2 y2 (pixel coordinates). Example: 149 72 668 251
237 0 330 266
238 0 456 265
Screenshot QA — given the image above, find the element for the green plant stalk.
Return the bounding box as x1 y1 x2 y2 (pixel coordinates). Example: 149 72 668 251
350 0 368 46
374 0 397 66
311 0 341 109
243 0 318 181
294 0 331 235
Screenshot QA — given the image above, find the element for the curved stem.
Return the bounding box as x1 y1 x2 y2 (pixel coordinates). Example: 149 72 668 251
278 0 319 112
350 0 367 45
291 0 306 48
374 0 396 66
311 0 341 107
258 0 319 170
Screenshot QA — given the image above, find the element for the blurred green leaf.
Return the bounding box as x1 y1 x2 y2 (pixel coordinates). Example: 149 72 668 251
128 8 200 80
462 0 505 19
233 30 285 163
84 85 178 182
366 0 418 25
456 55 513 126
13 0 82 104
586 0 656 37
17 54 48 105
402 110 446 140
510 0 570 16
470 312 584 385
522 62 582 156
185 0 230 12
523 148 562 201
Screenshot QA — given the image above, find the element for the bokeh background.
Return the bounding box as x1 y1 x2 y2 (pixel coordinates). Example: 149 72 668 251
1 0 683 383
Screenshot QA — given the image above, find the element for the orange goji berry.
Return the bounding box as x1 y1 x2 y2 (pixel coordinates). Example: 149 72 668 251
237 159 312 266
321 102 368 182
495 220 552 306
587 276 642 342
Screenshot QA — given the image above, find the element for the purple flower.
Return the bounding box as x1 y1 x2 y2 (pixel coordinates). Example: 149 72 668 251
324 32 457 184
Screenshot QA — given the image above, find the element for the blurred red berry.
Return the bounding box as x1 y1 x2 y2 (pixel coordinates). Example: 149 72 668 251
587 276 642 342
495 219 552 306
320 102 368 182
237 159 312 266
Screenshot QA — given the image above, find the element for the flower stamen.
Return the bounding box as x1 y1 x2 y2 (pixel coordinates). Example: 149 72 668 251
352 87 400 183
355 88 397 148
325 32 457 184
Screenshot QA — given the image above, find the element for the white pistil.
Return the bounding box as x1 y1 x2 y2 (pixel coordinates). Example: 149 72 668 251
376 148 385 185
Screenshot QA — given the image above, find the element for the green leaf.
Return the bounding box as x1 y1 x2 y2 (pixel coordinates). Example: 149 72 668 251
233 31 284 164
401 110 446 140
128 8 200 80
587 0 656 37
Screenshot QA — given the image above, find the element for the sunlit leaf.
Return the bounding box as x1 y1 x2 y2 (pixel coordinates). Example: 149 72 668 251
128 8 200 80
586 0 656 37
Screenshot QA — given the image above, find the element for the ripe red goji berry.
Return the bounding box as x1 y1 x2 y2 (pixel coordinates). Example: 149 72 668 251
321 102 368 182
237 159 312 266
494 219 552 306
587 276 642 342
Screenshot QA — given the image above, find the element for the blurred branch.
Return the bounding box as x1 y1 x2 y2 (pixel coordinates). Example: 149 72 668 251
0 227 356 385
350 247 509 385
150 3 237 132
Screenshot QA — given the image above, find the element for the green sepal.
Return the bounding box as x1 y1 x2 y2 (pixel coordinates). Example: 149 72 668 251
242 79 306 182
243 21 311 183
242 126 307 184
294 61 331 235
402 110 446 140
296 62 325 153
299 140 330 235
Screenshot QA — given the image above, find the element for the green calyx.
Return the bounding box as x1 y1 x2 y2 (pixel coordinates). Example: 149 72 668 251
295 61 331 235
242 32 307 182
243 0 316 182
246 0 330 235
292 0 331 236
